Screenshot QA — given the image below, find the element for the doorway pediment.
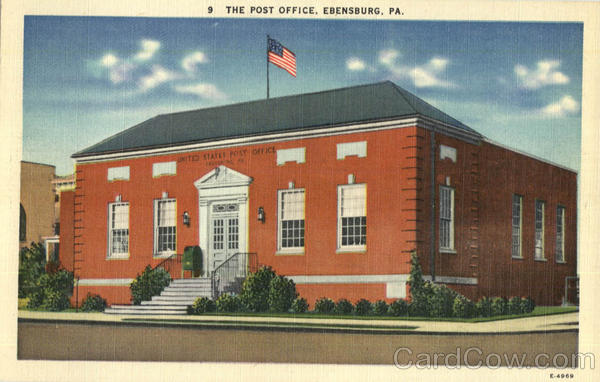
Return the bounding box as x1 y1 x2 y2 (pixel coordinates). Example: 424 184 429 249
194 165 253 190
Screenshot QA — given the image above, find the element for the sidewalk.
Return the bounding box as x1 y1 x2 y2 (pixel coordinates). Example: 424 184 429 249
18 310 578 334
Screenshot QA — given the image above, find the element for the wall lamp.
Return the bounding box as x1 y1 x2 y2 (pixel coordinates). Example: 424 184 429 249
182 211 190 227
257 207 265 223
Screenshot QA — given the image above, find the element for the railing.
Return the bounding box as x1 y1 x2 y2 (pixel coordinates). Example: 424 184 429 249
211 252 258 300
152 253 182 278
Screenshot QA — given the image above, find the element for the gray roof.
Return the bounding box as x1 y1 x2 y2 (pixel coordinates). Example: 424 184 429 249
73 81 480 158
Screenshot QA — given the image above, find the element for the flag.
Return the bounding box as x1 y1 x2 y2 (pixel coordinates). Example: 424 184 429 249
268 37 296 77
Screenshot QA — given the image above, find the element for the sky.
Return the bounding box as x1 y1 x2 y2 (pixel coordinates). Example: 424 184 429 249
23 17 583 175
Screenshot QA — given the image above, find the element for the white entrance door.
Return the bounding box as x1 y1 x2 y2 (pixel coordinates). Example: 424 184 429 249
210 203 240 270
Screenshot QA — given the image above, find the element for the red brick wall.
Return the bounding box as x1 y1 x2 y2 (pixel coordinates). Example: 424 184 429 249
59 190 75 273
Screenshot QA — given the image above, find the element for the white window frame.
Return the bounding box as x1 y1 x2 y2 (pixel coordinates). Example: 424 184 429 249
511 194 523 258
107 202 129 259
337 141 367 160
277 188 305 253
534 199 545 260
439 186 455 251
107 166 130 181
154 198 177 257
556 205 566 263
276 147 305 166
337 183 367 251
152 161 177 177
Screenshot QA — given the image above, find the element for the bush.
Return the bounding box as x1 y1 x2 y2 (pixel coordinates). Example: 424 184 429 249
189 297 216 314
18 243 46 298
491 297 508 316
267 275 298 313
216 293 243 313
453 295 476 318
80 293 107 312
508 296 524 315
476 297 493 317
373 300 389 316
334 298 354 315
240 266 276 312
521 297 535 314
314 297 335 314
130 266 171 305
389 299 409 316
406 251 426 301
428 284 458 318
291 297 309 313
40 289 71 311
355 299 373 316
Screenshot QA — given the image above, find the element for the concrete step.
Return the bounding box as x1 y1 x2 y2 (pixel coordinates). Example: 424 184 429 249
110 304 188 311
151 296 204 303
163 286 212 292
160 290 212 297
104 308 186 315
141 300 198 306
170 278 212 285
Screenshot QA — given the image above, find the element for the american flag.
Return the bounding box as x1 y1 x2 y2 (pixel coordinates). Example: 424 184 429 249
268 37 296 77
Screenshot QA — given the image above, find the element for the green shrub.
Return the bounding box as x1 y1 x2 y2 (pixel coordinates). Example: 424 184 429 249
491 297 508 316
267 275 298 313
240 266 276 312
428 284 458 318
453 295 476 318
476 297 493 317
508 296 524 315
389 299 409 316
355 299 373 316
291 297 309 313
18 243 46 298
189 297 216 314
314 297 335 314
521 297 535 314
334 298 354 315
406 251 426 301
40 289 70 311
80 293 107 312
216 293 242 312
130 266 171 305
26 289 45 309
373 300 389 316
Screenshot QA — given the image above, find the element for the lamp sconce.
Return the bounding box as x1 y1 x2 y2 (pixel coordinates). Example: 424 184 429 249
182 211 190 227
257 207 265 223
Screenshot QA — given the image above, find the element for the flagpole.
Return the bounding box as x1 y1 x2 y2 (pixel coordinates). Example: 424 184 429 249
266 35 270 99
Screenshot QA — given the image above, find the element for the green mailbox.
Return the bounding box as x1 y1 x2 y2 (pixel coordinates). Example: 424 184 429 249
182 246 202 277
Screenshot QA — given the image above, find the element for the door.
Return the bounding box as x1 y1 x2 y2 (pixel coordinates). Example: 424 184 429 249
209 202 240 271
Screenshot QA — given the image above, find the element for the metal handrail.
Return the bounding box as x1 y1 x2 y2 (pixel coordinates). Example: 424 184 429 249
211 252 257 299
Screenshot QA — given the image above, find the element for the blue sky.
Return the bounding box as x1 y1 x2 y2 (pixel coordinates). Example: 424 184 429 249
23 17 583 175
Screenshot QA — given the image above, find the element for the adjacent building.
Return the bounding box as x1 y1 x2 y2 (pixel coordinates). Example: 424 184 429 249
60 81 577 306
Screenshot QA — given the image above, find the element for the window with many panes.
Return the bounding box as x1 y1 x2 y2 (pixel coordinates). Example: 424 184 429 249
534 200 545 260
154 199 176 256
512 194 523 258
439 186 455 251
338 184 366 250
108 202 129 258
556 206 565 263
278 189 305 251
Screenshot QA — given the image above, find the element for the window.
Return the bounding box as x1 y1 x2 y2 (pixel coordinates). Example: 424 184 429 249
108 202 129 258
107 166 130 181
153 161 176 177
534 200 545 260
19 204 26 242
338 184 366 250
154 199 176 256
556 206 565 262
512 194 523 258
439 186 455 251
278 189 305 251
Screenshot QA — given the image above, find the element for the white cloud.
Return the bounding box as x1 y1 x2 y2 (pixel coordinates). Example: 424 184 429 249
182 51 208 73
173 83 226 100
514 60 569 89
138 65 177 91
100 54 119 67
109 62 135 84
541 95 579 117
346 57 366 71
378 49 399 66
378 50 453 88
134 39 161 61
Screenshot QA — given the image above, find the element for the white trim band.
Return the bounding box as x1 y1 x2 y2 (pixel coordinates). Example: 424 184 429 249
77 278 134 286
289 274 477 285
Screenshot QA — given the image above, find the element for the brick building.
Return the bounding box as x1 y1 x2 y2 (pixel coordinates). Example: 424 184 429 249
59 81 577 307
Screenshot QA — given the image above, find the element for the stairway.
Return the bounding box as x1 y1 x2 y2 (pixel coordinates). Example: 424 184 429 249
104 277 212 315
